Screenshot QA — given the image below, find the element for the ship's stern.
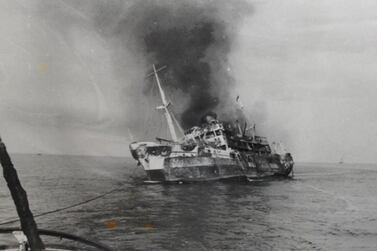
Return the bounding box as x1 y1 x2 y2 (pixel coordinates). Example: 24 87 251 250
275 153 294 176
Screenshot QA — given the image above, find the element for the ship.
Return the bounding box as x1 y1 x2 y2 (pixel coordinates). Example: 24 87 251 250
130 65 294 183
338 155 344 164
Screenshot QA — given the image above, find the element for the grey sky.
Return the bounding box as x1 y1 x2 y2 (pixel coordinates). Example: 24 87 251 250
0 0 376 163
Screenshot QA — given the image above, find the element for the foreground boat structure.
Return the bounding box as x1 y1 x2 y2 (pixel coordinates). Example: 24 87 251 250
0 227 113 251
0 137 113 251
130 65 294 183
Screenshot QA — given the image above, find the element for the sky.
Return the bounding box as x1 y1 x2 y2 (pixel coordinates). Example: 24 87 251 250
0 0 377 163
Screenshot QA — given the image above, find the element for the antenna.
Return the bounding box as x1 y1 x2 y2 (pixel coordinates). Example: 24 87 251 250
242 121 247 136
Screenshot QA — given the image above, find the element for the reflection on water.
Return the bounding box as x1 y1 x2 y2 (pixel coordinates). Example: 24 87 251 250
1 154 377 250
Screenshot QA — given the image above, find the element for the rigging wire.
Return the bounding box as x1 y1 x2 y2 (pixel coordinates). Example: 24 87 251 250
170 110 184 136
0 185 125 226
157 113 164 138
143 79 154 137
163 87 184 138
145 77 159 138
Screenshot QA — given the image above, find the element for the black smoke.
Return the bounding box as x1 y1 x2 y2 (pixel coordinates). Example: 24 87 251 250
144 22 219 127
115 0 251 128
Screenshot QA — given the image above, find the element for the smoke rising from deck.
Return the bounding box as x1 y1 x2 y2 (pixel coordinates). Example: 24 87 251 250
117 0 251 128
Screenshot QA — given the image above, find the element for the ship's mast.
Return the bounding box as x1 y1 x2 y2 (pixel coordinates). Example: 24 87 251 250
152 64 178 141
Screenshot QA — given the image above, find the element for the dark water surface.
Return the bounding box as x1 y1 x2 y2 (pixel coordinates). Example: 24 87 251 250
1 154 377 250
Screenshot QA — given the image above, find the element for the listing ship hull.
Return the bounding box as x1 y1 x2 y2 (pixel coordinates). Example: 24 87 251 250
147 156 292 182
131 143 293 183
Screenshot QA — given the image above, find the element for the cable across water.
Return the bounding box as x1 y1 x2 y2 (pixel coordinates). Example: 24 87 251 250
0 185 124 226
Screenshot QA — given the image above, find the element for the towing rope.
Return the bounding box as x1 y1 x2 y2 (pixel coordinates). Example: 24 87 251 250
0 185 124 226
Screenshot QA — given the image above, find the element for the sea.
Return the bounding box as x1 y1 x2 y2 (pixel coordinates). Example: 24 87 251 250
0 154 377 250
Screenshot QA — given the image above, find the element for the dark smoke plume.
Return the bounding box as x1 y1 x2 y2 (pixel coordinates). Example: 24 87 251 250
116 0 251 128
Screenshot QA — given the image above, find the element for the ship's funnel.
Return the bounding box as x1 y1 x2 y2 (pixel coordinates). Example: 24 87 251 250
201 111 218 124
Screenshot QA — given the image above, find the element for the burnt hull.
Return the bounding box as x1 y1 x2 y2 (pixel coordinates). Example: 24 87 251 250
145 155 293 182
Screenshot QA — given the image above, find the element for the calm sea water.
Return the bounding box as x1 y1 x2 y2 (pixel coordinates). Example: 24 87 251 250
1 154 377 250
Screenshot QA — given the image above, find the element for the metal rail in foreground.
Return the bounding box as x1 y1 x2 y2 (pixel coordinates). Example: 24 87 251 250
0 227 114 251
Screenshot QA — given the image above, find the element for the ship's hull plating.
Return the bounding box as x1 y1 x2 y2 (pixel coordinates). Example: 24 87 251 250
145 156 293 182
